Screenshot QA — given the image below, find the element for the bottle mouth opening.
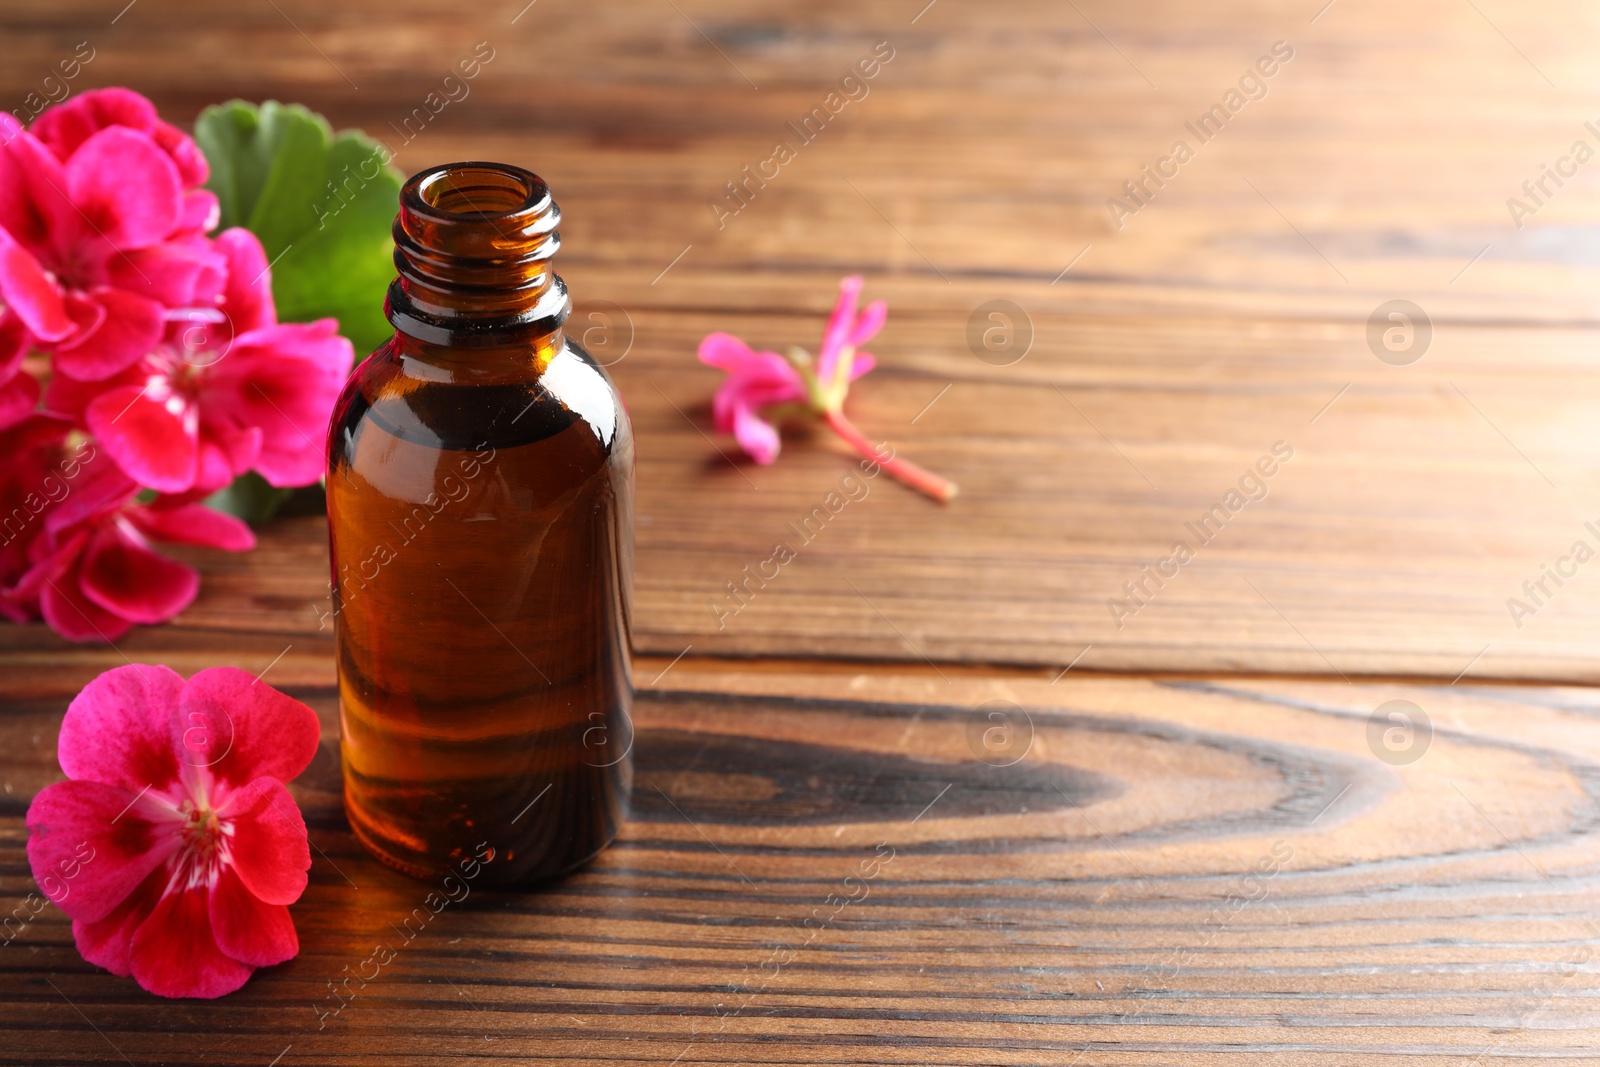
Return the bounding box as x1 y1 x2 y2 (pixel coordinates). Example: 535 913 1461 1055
389 160 568 346
408 162 549 222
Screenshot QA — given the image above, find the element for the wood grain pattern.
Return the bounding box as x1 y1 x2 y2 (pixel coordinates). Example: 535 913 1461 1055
4 0 1600 678
3 0 1600 1060
5 663 1600 1064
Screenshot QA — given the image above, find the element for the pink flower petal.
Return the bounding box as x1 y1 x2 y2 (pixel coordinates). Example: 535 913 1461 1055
0 372 39 431
17 523 85 592
216 424 265 482
213 228 277 333
128 503 256 552
107 239 228 308
85 379 199 492
129 883 254 999
209 865 298 967
222 777 312 905
206 321 353 487
73 867 167 977
710 369 806 435
180 670 322 793
697 331 759 371
56 662 187 792
846 299 887 348
32 89 210 190
726 359 808 393
817 275 864 383
732 403 782 465
24 779 178 923
41 453 139 537
193 438 240 494
52 288 165 380
40 364 100 421
31 88 159 163
0 241 73 341
78 518 199 623
0 415 72 597
0 407 72 449
150 121 209 189
0 128 76 251
849 350 877 380
0 309 28 379
177 190 220 235
0 595 38 625
65 127 183 251
706 343 807 435
710 386 738 435
40 560 135 643
59 289 108 342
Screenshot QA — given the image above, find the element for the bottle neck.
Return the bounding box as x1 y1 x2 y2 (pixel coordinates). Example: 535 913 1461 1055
385 161 570 351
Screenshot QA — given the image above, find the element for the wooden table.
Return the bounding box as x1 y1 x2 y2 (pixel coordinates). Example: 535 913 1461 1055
6 0 1600 1062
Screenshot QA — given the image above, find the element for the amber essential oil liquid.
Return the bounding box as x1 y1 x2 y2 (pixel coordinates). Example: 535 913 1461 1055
326 162 633 884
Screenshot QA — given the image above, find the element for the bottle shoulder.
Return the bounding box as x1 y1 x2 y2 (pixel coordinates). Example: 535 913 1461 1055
330 336 631 459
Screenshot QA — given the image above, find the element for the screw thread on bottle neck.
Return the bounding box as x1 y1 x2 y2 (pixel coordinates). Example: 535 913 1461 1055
386 161 569 348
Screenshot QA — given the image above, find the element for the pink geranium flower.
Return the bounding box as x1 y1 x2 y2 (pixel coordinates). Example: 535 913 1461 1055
26 664 321 998
698 275 956 501
30 88 212 191
47 228 354 493
0 88 365 644
0 108 206 382
24 88 227 313
4 449 254 641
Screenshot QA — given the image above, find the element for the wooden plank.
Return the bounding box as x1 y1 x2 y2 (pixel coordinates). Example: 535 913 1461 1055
4 662 1600 1063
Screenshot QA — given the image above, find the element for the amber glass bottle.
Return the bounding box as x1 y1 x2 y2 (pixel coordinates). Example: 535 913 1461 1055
326 162 633 885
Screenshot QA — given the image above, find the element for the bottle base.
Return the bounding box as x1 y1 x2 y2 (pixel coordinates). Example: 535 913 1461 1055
344 793 625 888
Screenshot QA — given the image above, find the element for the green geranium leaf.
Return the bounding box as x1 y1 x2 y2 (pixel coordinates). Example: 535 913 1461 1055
195 99 401 360
203 471 295 524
